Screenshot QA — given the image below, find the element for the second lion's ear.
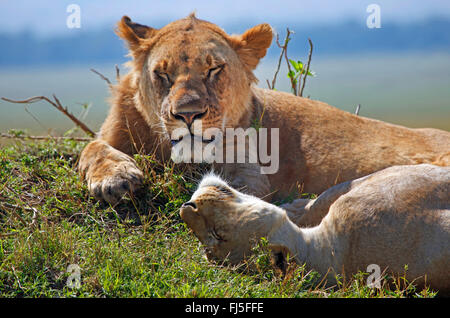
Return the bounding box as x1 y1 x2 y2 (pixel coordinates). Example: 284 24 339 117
116 16 158 52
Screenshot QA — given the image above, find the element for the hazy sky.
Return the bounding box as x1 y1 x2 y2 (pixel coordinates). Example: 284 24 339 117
2 0 450 37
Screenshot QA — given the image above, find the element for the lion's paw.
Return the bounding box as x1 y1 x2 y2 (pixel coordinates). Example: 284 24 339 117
87 161 143 204
79 140 144 204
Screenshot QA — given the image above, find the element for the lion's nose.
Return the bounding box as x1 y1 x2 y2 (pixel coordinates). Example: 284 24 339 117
172 110 207 127
180 201 199 225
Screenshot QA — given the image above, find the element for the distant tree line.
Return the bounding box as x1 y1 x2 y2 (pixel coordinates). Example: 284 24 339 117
1 18 450 66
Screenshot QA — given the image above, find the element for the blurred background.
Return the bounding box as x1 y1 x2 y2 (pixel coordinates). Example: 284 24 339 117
0 0 449 135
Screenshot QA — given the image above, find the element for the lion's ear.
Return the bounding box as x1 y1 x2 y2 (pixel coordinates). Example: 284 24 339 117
230 23 273 70
116 16 157 52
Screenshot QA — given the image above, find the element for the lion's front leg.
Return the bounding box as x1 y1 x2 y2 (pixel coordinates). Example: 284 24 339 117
78 139 144 204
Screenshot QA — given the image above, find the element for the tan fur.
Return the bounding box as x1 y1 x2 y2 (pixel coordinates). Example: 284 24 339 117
181 165 450 295
78 14 450 203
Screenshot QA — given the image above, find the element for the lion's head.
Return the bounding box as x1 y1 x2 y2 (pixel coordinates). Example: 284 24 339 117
180 174 285 264
116 14 272 162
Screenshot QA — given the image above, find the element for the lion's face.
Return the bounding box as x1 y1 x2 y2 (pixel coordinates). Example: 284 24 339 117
179 174 254 264
116 15 272 162
180 174 282 264
148 25 249 157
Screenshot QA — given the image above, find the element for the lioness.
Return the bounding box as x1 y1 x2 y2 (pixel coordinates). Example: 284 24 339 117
78 14 450 204
180 165 450 294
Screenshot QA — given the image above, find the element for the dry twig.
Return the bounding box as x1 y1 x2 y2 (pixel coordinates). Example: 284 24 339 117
90 68 112 88
0 133 92 142
281 28 297 95
267 30 314 97
267 30 292 90
299 38 314 97
1 95 96 138
115 64 121 83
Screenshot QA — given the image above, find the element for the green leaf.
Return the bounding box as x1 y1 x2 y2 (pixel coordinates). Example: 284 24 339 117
289 59 299 72
287 70 296 79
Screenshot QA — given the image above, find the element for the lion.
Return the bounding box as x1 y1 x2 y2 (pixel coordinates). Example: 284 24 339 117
180 164 450 294
78 14 450 204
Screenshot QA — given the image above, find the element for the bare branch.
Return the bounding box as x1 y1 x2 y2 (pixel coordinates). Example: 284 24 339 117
297 63 303 96
90 68 112 87
299 38 314 97
115 64 121 83
282 28 297 96
268 32 288 90
1 95 96 138
0 133 92 142
275 32 283 48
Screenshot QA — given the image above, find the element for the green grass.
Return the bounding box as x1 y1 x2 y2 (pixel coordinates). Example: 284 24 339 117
0 138 438 298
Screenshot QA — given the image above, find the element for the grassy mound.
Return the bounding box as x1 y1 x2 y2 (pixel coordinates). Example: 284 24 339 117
0 138 437 297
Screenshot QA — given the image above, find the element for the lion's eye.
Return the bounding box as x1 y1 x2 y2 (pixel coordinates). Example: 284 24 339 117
155 71 173 87
207 65 224 80
211 227 226 242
